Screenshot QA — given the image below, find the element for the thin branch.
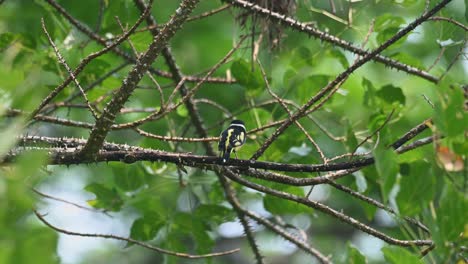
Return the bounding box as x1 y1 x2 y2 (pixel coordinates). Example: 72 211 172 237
216 168 265 264
65 62 129 104
390 119 431 149
186 4 231 22
32 188 112 217
193 98 232 117
244 209 331 263
427 46 446 72
44 0 235 85
351 109 395 155
354 18 375 62
227 0 439 83
30 3 152 119
112 36 246 130
132 3 264 261
135 128 217 142
438 37 466 81
324 180 430 234
114 14 166 110
7 108 94 129
80 0 201 160
428 16 468 31
221 170 433 247
33 209 239 259
41 18 99 119
395 136 434 153
95 0 105 33
258 59 327 163
250 0 451 160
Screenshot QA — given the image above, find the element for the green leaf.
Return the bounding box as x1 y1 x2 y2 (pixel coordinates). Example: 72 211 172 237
264 186 305 215
84 59 111 78
345 125 358 153
194 204 235 224
0 32 17 50
129 32 153 52
328 49 349 68
373 142 398 203
14 227 59 264
347 243 366 264
374 14 405 31
113 164 145 192
296 46 313 65
452 140 468 156
368 113 389 141
172 212 214 254
362 78 377 108
466 3 468 23
433 86 467 138
374 14 407 47
377 27 402 45
283 67 298 87
230 59 263 96
437 183 468 242
396 161 434 215
361 198 378 221
3 150 48 224
85 183 124 211
389 52 424 68
382 246 422 264
296 75 330 104
176 105 188 117
0 119 24 159
376 85 406 105
128 216 163 244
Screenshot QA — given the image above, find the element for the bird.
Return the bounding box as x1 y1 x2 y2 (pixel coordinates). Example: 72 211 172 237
218 120 247 163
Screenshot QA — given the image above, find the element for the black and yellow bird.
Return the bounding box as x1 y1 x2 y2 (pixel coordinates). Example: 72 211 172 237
218 120 246 163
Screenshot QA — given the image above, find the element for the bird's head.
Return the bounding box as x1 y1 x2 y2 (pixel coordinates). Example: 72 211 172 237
230 119 245 125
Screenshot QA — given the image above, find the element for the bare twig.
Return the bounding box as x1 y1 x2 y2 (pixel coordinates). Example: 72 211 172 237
351 109 395 155
250 0 450 160
112 36 246 130
33 210 240 258
244 209 331 263
44 0 235 85
258 59 328 163
31 3 152 119
80 0 201 160
222 170 433 248
186 4 231 22
227 0 439 83
41 18 99 119
32 188 112 217
428 16 468 31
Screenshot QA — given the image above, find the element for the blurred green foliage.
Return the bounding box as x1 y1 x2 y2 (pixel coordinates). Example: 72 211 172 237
0 0 466 263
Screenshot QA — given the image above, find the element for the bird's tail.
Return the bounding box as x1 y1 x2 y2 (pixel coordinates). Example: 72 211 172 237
222 148 231 163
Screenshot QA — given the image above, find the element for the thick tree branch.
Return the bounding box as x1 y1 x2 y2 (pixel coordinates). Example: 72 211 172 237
80 0 200 160
10 131 433 172
133 0 213 153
